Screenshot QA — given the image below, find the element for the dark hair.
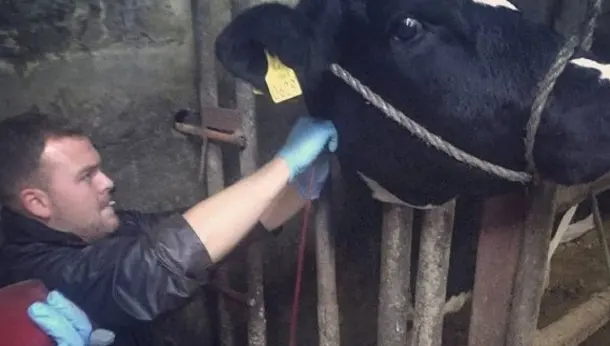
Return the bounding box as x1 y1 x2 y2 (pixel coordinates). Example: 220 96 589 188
0 111 85 206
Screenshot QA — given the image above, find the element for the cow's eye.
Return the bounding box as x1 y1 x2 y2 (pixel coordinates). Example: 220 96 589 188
392 17 422 41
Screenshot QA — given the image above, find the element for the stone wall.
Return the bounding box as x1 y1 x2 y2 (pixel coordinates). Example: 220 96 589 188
0 0 203 212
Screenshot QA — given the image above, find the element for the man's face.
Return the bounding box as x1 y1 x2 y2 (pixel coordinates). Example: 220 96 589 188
39 136 118 241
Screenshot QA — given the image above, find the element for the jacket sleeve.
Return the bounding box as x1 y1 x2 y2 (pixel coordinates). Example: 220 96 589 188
17 213 214 329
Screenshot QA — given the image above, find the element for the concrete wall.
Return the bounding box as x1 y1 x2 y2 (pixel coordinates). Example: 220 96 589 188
0 0 213 344
0 0 203 212
0 0 609 345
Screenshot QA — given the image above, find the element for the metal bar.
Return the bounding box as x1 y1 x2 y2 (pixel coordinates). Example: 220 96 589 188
468 192 527 346
534 286 610 346
377 204 413 346
174 107 243 134
592 194 610 281
196 0 235 344
412 199 457 346
315 181 340 346
174 122 246 148
506 182 559 346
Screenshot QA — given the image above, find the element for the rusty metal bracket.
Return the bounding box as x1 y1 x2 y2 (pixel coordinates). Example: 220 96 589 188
173 108 246 148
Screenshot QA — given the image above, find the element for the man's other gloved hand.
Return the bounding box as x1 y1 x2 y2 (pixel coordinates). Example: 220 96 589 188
277 116 338 181
27 291 115 346
293 152 331 200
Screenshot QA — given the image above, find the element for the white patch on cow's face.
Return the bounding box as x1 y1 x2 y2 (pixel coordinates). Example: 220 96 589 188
357 171 437 209
472 0 519 11
571 58 610 82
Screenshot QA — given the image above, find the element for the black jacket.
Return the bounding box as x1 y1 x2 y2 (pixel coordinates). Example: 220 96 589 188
0 207 216 345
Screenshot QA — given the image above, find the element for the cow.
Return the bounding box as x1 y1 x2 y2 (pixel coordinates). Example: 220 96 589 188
214 0 610 317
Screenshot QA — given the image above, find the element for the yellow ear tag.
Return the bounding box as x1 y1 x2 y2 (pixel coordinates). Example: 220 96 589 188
252 88 264 95
264 51 303 103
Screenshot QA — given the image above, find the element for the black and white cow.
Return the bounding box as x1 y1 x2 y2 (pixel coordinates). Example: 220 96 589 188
215 0 610 315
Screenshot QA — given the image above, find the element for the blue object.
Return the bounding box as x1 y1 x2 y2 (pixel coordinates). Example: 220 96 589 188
277 116 338 180
293 152 331 200
27 291 115 346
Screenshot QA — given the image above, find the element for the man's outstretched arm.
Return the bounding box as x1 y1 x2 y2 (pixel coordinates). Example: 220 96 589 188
183 116 338 262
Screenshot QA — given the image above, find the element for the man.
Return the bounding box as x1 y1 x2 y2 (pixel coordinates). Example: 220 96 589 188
0 110 338 345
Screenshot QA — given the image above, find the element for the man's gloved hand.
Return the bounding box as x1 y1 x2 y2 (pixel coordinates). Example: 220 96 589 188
277 116 338 181
27 290 115 346
292 152 331 200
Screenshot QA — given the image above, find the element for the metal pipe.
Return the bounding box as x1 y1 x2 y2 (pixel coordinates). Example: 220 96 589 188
174 122 247 148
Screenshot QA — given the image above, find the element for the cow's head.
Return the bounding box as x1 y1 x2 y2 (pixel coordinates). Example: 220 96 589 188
215 0 564 108
215 0 602 207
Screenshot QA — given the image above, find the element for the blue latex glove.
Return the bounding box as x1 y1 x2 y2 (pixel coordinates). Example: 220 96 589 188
277 116 338 181
27 290 115 346
293 152 331 200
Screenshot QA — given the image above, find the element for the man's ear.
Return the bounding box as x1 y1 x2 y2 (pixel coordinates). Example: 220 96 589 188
19 188 52 219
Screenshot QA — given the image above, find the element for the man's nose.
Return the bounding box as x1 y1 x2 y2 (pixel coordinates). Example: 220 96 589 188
98 171 115 192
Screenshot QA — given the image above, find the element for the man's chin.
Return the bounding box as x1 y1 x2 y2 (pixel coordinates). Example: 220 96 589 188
101 209 119 233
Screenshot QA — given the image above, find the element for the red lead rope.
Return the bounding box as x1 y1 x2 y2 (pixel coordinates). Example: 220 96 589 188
288 168 316 346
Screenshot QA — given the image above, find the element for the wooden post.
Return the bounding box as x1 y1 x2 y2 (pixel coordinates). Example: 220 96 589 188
315 180 341 346
507 182 558 346
377 204 413 346
468 192 527 346
412 199 456 346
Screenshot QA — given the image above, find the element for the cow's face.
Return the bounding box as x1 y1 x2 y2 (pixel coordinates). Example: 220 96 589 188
215 0 568 206
216 0 563 121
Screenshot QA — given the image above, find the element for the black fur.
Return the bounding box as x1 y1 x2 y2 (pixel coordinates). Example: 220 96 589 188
215 0 610 207
215 0 610 302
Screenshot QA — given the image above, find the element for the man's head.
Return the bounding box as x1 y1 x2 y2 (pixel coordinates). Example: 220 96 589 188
0 111 118 241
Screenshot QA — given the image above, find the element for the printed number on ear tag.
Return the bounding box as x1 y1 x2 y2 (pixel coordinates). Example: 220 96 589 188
264 51 303 103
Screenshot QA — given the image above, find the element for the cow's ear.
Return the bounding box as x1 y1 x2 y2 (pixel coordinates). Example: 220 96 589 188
215 3 317 93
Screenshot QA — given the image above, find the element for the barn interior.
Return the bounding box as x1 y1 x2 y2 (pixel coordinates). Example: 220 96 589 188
0 0 610 345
